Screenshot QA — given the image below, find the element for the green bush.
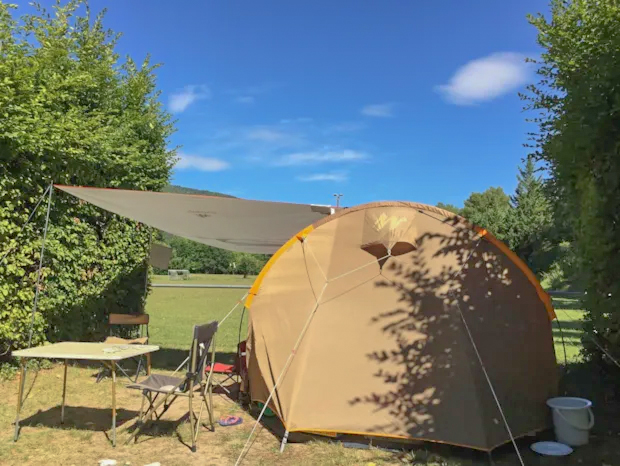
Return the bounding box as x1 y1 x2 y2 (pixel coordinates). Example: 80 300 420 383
526 0 620 361
0 1 175 358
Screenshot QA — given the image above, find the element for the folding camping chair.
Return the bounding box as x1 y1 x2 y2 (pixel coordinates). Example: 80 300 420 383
125 321 218 452
97 313 150 383
205 340 246 397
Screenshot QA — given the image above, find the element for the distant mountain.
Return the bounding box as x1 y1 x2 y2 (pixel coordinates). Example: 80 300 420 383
163 185 234 198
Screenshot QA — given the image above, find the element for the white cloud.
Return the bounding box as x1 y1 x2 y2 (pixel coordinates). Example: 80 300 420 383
361 103 395 118
436 52 530 105
280 117 313 124
168 85 211 113
235 96 255 104
327 122 365 133
276 149 368 166
226 83 280 104
298 172 348 182
246 128 288 141
175 152 229 172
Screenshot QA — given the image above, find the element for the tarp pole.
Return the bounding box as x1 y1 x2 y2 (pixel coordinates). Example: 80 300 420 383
142 229 152 313
27 182 53 348
0 184 52 267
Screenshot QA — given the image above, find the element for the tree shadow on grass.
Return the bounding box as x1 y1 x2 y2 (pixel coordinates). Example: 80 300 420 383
553 297 583 311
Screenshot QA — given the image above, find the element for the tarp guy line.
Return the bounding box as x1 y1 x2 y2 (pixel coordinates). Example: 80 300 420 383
27 184 53 348
0 184 52 267
171 293 248 376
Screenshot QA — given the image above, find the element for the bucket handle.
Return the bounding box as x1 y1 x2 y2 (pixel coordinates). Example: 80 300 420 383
555 407 594 430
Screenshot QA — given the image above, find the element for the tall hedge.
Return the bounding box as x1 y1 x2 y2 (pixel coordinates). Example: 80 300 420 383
0 1 175 357
526 0 620 360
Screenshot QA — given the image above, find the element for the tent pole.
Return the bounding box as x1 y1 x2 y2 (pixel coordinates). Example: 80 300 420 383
27 183 53 348
279 430 289 453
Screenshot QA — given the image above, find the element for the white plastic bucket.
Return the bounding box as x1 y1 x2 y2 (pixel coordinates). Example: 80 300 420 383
546 397 594 446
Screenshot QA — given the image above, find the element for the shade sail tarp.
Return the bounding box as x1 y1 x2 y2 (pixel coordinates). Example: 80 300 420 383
55 185 332 254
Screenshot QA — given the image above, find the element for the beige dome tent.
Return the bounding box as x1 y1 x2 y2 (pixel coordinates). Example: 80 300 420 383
243 202 558 452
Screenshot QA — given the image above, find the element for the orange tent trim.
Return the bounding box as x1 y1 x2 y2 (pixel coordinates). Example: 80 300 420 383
474 226 556 321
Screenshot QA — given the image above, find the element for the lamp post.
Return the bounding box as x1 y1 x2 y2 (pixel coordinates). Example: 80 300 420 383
333 193 343 208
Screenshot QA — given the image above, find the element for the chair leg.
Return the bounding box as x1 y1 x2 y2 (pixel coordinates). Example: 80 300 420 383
96 365 107 383
200 389 214 433
155 395 177 421
126 390 174 445
208 383 214 431
138 392 146 424
188 380 196 452
193 391 205 447
134 358 143 383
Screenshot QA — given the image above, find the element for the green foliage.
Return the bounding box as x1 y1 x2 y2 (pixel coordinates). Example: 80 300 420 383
234 253 266 278
507 159 554 273
461 187 512 242
162 184 234 198
0 358 52 381
0 1 175 357
541 242 582 291
436 202 462 215
164 236 269 277
168 237 234 274
525 0 620 361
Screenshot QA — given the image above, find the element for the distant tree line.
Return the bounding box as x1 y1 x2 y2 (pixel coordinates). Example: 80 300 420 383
437 159 577 288
155 233 269 277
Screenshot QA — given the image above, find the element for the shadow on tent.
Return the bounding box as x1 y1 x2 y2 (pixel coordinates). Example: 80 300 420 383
344 217 556 460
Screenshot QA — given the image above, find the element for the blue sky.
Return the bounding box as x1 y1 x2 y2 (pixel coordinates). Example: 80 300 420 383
26 1 550 207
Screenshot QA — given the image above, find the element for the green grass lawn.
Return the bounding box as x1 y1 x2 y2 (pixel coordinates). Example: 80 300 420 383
551 296 585 363
151 273 256 285
4 279 617 466
146 286 250 370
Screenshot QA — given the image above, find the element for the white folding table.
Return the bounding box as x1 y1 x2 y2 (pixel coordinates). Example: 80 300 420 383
13 342 160 446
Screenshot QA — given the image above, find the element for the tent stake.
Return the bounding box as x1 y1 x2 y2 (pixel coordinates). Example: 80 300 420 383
279 430 289 453
27 182 53 348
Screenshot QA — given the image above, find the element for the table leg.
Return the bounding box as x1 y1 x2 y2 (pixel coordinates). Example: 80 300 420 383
13 359 27 442
61 359 68 424
111 361 117 447
146 352 151 376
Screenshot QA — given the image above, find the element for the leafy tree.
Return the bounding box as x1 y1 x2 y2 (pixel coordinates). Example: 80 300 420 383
436 202 462 215
168 237 234 274
507 159 553 273
163 184 234 198
0 1 175 356
461 187 512 242
235 253 262 278
525 0 620 360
